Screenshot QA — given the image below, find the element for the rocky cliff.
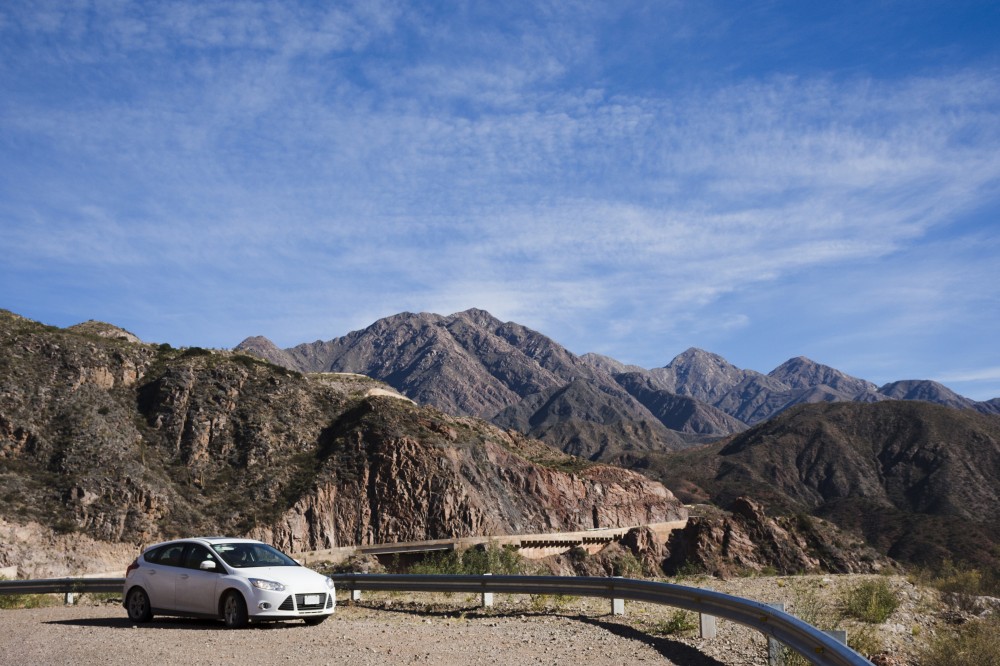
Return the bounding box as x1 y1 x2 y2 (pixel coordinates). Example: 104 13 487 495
662 497 891 577
0 310 685 575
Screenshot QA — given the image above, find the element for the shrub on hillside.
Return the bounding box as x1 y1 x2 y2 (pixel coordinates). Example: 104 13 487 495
841 578 900 624
409 542 526 576
925 561 1000 611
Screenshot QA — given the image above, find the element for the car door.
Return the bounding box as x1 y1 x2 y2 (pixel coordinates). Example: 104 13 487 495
173 544 223 616
142 542 186 611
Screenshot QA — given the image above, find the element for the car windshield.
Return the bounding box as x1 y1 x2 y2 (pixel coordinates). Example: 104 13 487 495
211 542 298 568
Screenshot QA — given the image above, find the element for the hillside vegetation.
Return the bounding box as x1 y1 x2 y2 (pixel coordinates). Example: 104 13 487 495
630 401 1000 570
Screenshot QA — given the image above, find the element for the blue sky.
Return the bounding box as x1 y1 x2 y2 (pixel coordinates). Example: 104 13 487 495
1 1 998 400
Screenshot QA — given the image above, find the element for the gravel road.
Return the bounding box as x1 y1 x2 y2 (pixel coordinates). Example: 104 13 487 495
0 598 759 665
0 575 936 665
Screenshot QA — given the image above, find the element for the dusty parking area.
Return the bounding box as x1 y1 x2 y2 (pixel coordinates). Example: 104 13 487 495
0 596 745 666
5 575 931 665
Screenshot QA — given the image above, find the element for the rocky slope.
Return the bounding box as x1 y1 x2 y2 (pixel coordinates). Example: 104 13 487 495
0 310 685 575
637 401 1000 569
661 497 891 577
491 378 697 461
611 371 748 435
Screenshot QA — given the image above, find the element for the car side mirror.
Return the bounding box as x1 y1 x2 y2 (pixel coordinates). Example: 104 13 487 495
199 560 217 571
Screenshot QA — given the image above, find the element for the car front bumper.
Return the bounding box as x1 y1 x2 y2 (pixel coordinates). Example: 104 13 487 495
246 588 336 619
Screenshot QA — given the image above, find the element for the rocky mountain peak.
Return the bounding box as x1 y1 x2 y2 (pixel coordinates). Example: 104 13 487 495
234 335 298 369
878 379 976 410
652 347 757 403
768 356 876 395
451 307 504 329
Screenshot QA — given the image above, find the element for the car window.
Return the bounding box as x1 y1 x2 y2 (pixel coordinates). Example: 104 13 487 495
211 542 298 568
146 543 186 567
182 544 217 570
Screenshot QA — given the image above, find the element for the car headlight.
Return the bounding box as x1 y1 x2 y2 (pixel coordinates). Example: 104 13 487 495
250 578 286 592
325 577 335 590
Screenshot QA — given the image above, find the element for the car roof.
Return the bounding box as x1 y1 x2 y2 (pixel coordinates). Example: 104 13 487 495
142 536 264 552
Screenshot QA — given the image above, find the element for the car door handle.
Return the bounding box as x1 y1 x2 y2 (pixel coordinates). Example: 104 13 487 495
179 574 189 579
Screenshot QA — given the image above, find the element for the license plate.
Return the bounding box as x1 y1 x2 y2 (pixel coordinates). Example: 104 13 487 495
304 595 320 606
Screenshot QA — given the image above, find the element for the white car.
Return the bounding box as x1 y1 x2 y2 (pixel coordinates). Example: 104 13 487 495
123 537 336 628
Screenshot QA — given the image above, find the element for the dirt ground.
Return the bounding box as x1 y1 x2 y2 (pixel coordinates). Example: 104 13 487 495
0 575 949 665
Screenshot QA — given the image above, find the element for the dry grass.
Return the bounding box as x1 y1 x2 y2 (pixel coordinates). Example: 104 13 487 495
918 616 1000 666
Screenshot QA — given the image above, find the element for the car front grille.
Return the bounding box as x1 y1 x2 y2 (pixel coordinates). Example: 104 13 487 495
278 596 295 611
295 593 328 611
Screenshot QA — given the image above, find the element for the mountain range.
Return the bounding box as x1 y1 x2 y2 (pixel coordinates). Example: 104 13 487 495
237 308 998 463
4 306 999 576
234 308 1000 570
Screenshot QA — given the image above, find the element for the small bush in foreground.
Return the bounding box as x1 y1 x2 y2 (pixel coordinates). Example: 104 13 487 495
651 610 697 636
847 624 885 660
841 578 900 624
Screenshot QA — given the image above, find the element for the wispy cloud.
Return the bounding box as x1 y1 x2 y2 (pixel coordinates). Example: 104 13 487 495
1 1 998 395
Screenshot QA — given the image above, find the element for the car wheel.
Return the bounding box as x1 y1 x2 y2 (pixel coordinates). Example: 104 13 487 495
303 615 328 626
126 587 153 623
222 591 249 629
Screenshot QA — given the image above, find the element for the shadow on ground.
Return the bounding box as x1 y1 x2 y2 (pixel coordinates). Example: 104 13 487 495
45 616 308 631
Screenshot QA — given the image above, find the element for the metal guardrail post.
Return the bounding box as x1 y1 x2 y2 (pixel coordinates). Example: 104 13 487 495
482 573 493 608
767 602 786 666
611 576 624 615
699 613 717 639
825 630 848 645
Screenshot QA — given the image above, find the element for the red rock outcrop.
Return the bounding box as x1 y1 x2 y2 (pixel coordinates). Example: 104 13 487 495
663 497 891 577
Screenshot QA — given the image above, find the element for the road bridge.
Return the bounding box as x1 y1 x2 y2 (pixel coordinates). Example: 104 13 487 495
293 520 687 566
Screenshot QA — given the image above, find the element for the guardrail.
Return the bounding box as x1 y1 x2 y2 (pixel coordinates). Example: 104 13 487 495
0 577 123 595
1 574 872 665
332 574 873 666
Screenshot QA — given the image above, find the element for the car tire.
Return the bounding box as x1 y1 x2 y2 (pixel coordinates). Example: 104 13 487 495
303 615 328 626
222 591 249 629
126 587 153 623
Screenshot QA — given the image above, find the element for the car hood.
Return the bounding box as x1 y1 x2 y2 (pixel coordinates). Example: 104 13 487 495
237 566 330 588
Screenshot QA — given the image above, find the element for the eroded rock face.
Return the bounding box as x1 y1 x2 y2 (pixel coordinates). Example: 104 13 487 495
254 406 686 554
619 525 668 575
663 497 890 577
